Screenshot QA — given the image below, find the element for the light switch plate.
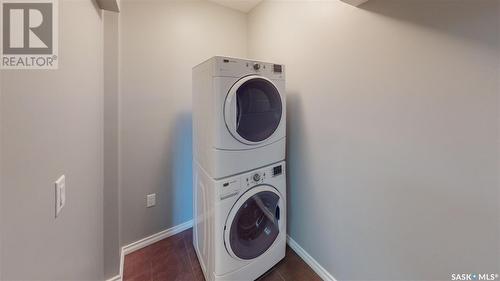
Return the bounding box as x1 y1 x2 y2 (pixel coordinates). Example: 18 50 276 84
55 175 65 217
146 193 156 208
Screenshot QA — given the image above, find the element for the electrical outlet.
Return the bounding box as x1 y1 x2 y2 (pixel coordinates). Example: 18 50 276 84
146 193 156 208
55 175 66 217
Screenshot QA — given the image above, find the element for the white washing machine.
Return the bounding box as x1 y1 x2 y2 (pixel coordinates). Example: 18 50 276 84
193 56 286 179
193 161 286 281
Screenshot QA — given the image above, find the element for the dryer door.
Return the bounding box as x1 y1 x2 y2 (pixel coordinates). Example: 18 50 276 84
224 185 284 260
224 76 283 145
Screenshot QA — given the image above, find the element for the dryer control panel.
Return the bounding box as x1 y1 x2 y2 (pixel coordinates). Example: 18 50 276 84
213 56 285 80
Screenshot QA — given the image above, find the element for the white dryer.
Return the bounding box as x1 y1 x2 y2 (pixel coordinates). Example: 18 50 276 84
193 161 286 281
193 56 286 179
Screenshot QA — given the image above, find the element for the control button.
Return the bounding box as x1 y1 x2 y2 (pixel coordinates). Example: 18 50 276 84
253 63 261 71
253 173 261 182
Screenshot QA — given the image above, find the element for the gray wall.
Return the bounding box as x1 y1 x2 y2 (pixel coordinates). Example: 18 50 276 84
103 10 121 280
118 0 247 246
0 59 2 279
248 0 499 280
0 1 104 280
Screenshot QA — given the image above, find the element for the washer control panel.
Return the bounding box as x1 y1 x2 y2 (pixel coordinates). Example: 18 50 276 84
245 171 266 187
220 163 285 200
220 179 240 200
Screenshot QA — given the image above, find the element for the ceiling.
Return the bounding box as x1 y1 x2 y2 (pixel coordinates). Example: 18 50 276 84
207 0 264 13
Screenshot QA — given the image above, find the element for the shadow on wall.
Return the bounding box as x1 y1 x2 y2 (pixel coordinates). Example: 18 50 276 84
166 112 193 227
360 0 499 49
90 0 102 19
285 93 317 238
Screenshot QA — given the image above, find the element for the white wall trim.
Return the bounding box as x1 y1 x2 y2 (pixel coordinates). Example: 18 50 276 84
106 222 335 281
286 235 337 281
121 220 193 255
105 275 121 281
108 220 193 281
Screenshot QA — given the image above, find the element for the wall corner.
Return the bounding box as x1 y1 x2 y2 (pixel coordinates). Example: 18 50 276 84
97 0 120 12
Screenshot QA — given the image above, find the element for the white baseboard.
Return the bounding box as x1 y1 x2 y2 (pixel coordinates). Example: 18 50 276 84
105 274 121 281
286 235 337 281
106 221 335 281
121 220 193 256
110 219 193 281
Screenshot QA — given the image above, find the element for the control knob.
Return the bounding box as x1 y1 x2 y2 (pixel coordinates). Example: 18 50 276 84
253 173 261 182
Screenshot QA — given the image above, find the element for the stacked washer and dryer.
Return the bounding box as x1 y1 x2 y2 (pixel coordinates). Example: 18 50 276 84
192 56 286 281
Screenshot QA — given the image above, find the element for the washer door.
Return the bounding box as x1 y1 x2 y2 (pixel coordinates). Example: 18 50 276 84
224 76 283 145
225 185 283 260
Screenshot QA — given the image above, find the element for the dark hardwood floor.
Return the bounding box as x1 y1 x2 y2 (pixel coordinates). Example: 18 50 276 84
123 228 321 281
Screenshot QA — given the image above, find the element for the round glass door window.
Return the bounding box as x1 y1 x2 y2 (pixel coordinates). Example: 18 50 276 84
228 190 281 260
234 78 282 142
